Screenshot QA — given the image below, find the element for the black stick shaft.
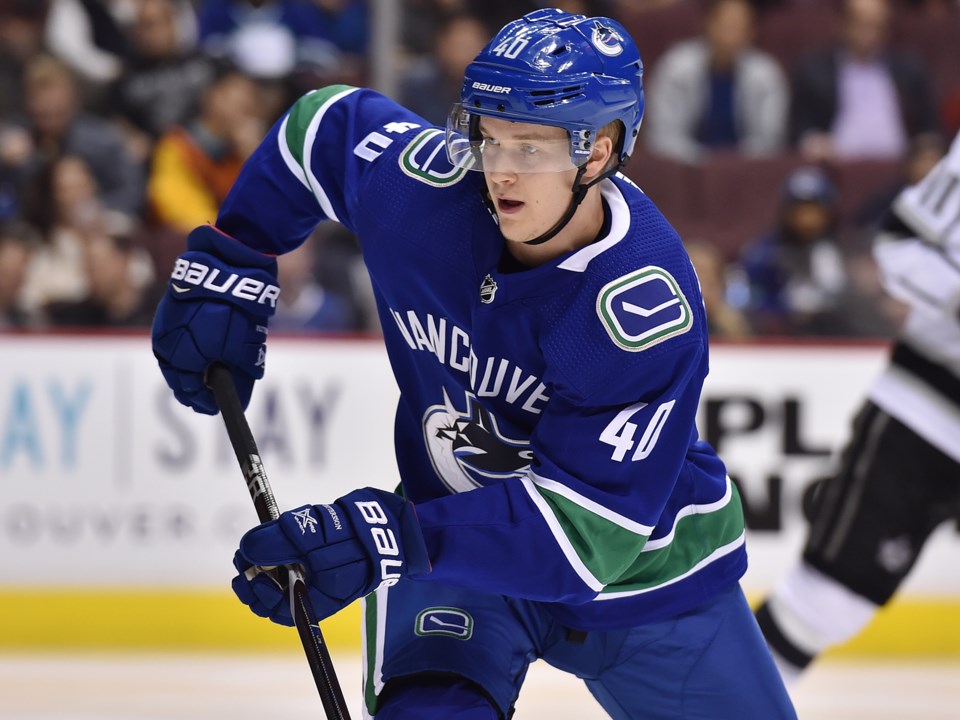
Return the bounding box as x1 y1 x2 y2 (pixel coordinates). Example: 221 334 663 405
206 363 352 720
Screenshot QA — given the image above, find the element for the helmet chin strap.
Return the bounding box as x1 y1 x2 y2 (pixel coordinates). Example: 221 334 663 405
520 163 621 246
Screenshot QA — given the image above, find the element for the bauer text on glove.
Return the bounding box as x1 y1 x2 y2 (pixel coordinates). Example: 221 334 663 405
231 488 431 625
151 224 279 414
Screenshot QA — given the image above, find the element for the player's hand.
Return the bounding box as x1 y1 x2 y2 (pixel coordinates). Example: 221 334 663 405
151 225 279 414
231 488 431 625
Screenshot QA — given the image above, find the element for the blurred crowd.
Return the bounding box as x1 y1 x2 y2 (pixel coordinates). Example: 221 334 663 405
0 0 958 339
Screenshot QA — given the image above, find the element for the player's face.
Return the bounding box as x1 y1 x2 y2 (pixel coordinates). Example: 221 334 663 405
478 117 583 244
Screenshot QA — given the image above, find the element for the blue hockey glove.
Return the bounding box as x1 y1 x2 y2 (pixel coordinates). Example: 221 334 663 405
151 225 279 414
232 488 431 625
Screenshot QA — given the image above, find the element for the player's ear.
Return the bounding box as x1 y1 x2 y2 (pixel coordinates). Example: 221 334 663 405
582 135 615 183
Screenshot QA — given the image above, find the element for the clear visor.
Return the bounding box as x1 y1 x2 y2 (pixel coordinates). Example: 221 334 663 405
445 104 585 174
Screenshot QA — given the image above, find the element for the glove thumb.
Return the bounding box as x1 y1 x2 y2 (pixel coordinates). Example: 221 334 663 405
237 518 303 567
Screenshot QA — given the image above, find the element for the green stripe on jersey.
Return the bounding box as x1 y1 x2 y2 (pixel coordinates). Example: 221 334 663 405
603 483 745 595
535 480 744 592
363 594 379 717
537 485 652 585
283 84 357 167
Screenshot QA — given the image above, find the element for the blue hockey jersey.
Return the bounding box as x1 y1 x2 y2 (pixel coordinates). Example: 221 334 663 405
216 86 747 630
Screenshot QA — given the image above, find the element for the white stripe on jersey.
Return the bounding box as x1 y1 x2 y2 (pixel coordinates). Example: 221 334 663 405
277 113 311 191
300 86 361 224
642 475 734 552
557 180 631 272
361 588 389 719
519 476 606 593
529 471 655 536
596 532 746 600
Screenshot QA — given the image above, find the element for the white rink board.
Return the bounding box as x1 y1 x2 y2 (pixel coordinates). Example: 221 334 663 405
0 335 401 587
1 335 957 593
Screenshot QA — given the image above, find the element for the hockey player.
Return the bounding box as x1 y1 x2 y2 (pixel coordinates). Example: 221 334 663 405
152 9 796 719
755 131 960 682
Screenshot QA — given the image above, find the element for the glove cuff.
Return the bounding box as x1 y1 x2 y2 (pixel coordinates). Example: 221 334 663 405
397 501 431 577
188 225 278 272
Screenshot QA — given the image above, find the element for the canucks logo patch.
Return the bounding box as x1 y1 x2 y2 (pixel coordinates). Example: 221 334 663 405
596 266 692 351
423 389 532 494
399 129 472 187
591 23 625 57
415 607 474 640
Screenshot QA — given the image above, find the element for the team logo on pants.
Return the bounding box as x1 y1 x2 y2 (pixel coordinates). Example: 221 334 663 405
415 607 474 640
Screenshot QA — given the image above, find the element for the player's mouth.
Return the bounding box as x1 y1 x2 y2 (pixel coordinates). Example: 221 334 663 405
496 197 525 215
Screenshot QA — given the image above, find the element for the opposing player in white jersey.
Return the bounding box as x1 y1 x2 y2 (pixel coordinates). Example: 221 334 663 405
756 131 960 681
152 8 796 718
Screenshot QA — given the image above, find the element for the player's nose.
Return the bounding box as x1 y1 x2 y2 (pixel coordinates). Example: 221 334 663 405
487 168 517 185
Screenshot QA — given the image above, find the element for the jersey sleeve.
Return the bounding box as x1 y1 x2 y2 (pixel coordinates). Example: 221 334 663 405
875 132 960 316
215 85 427 254
412 338 742 605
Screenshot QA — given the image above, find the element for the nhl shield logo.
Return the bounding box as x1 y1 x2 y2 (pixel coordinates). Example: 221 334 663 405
479 274 498 304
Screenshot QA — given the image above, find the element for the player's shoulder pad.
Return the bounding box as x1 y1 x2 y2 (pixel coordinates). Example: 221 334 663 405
283 85 426 167
591 178 698 353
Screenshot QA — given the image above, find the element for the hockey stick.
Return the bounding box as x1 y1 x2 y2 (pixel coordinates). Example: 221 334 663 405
205 362 352 720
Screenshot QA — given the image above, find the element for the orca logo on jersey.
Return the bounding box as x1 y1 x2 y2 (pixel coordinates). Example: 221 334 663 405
423 388 532 493
597 266 692 351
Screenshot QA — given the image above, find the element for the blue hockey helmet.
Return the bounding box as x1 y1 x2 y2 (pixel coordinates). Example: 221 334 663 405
446 8 644 173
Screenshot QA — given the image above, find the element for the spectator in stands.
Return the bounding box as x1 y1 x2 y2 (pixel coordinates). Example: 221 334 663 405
686 239 753 340
943 88 960 138
196 0 366 80
737 166 853 336
399 12 489 126
897 0 956 16
0 122 31 218
272 233 359 333
0 1 48 118
111 0 215 165
306 0 368 54
44 229 161 327
11 53 143 218
790 0 940 161
644 0 788 162
43 0 128 86
400 2 612 57
147 64 263 233
0 220 38 328
314 220 380 332
18 154 133 313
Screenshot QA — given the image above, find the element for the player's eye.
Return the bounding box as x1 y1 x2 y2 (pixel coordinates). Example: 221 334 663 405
520 144 539 155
